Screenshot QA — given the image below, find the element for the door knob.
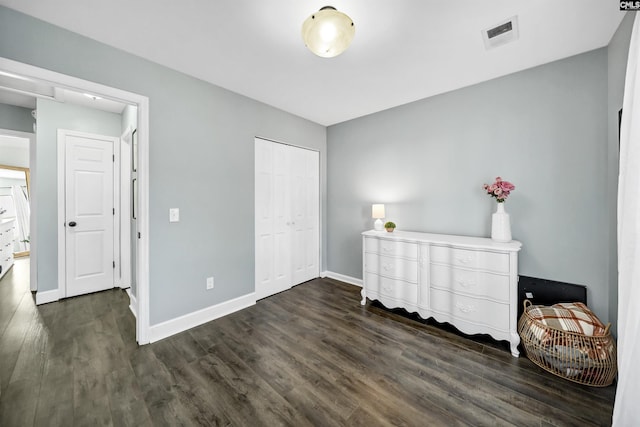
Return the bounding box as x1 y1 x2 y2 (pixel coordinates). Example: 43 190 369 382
68 221 77 227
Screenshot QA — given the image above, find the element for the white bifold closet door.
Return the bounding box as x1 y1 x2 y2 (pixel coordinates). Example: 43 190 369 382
255 137 319 300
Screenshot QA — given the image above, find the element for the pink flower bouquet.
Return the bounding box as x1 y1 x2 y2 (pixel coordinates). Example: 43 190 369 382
483 177 515 203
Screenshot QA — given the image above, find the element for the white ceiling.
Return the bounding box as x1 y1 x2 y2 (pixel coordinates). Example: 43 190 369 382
0 1 626 126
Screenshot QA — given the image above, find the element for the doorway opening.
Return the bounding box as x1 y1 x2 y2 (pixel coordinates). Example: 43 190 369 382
0 57 151 344
0 129 34 288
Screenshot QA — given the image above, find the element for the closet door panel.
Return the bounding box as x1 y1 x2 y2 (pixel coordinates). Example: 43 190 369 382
306 149 320 280
255 139 291 299
291 146 307 284
272 143 292 288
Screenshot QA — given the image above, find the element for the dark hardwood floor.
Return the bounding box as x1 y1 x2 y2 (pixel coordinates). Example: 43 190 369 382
0 258 615 426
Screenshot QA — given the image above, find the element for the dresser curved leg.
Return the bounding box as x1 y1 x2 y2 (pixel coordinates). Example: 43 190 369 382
360 289 366 305
510 333 521 357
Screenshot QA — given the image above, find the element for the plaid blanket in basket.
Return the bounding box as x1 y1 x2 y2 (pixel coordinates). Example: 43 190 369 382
526 302 607 337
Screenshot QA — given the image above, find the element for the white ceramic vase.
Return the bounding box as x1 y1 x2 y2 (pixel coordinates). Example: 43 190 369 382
491 202 512 242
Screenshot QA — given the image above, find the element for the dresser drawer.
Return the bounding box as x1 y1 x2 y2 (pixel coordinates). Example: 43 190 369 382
430 245 509 273
1 232 14 247
0 220 16 280
365 272 418 305
430 289 509 332
430 264 509 302
365 252 418 283
364 237 418 259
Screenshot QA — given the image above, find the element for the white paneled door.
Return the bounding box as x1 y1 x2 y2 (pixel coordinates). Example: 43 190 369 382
291 146 320 285
61 130 116 298
255 138 319 300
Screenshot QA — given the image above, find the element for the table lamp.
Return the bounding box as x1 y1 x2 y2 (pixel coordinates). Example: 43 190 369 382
372 204 385 231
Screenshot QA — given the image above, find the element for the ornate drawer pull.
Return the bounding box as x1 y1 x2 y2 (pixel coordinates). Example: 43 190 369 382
382 263 394 271
383 285 393 292
382 246 394 253
456 279 477 288
456 256 474 264
456 302 476 313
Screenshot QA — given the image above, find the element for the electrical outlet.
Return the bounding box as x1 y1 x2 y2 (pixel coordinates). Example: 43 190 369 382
206 277 214 290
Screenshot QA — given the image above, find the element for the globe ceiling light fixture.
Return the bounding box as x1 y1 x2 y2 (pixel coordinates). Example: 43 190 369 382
301 6 355 58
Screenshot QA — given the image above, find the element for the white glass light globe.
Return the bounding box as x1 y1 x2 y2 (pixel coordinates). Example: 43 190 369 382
301 6 355 58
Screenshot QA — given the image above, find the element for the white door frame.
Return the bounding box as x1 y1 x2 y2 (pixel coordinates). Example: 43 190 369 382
0 57 151 345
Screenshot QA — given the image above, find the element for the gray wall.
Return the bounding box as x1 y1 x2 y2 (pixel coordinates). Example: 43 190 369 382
607 12 634 335
35 98 122 292
0 103 33 133
328 48 613 324
0 6 327 325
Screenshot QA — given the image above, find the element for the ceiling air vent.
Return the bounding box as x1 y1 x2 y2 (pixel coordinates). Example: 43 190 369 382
482 16 519 50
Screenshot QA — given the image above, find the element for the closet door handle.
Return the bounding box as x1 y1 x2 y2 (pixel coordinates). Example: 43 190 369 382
68 221 77 227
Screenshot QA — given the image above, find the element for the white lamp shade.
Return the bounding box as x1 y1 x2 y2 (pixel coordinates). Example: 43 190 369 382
301 7 355 58
372 204 385 219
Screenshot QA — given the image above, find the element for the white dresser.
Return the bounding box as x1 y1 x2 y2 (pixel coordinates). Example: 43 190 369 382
362 230 522 357
0 218 16 280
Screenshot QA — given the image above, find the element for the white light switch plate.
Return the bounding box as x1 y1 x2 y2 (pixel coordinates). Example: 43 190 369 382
169 208 180 222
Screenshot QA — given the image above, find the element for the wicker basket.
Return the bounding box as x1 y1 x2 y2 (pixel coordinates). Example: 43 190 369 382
518 300 617 387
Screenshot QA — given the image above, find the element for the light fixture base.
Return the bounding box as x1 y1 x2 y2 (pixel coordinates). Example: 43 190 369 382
374 218 384 231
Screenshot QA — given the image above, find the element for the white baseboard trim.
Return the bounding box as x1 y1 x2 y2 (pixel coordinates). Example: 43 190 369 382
321 271 363 287
149 292 256 343
126 289 138 319
35 288 60 305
